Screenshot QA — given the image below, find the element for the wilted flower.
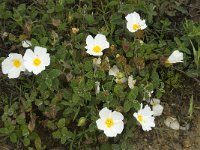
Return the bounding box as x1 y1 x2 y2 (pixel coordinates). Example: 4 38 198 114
150 98 164 117
109 65 127 84
125 12 147 32
93 57 101 70
1 53 25 78
71 27 79 34
133 103 155 131
96 107 124 137
109 65 119 76
95 81 100 94
166 50 183 64
23 46 50 75
85 34 110 56
164 117 180 130
128 75 136 89
22 40 32 48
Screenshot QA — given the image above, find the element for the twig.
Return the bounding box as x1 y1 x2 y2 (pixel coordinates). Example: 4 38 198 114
172 67 200 85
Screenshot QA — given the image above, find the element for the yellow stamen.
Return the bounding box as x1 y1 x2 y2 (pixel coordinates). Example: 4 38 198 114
138 115 143 123
105 118 114 128
93 46 102 53
13 59 21 68
33 58 41 66
132 24 141 31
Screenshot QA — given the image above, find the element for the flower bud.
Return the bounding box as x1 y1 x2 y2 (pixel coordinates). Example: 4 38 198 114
77 117 87 127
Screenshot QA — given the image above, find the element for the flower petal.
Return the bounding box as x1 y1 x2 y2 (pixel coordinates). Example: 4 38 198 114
34 46 47 57
112 111 124 121
113 121 124 134
104 127 117 137
8 68 21 78
99 107 112 119
96 119 105 130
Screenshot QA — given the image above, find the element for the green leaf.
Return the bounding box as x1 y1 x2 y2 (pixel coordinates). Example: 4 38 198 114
31 38 39 46
83 60 93 72
103 82 113 91
85 80 94 91
40 37 48 46
61 136 67 144
85 14 96 25
21 125 29 137
133 100 141 111
48 69 61 79
10 133 17 143
57 118 66 128
0 128 9 135
35 137 42 150
100 144 112 150
85 71 94 79
52 130 61 139
23 137 30 146
45 78 52 89
128 87 138 101
124 101 133 112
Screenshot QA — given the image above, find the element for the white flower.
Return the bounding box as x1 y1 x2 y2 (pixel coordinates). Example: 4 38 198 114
125 12 147 32
96 107 124 137
23 46 50 75
133 103 155 131
109 65 119 76
1 53 25 78
95 81 100 94
166 50 183 64
128 75 136 89
164 117 180 130
85 34 110 56
150 98 164 117
22 40 32 48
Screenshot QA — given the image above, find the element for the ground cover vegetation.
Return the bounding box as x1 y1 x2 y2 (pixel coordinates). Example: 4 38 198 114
0 0 200 149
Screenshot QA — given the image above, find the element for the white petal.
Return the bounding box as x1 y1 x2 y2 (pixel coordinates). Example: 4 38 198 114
95 34 109 49
34 46 47 57
139 20 147 29
150 98 160 105
23 61 33 72
139 105 154 116
96 119 105 130
85 35 95 50
141 123 152 131
42 53 50 66
32 65 45 75
8 68 21 78
86 50 103 56
23 49 35 61
125 12 141 23
153 104 164 117
113 121 124 134
22 40 32 48
104 127 117 137
167 50 183 63
109 65 119 76
112 111 124 121
126 21 135 32
1 58 13 74
99 107 112 119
